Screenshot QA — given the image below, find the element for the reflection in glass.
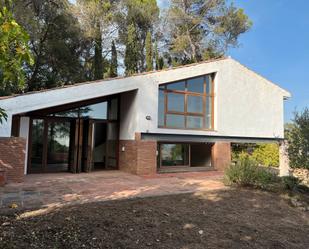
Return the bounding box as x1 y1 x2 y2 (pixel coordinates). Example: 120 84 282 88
108 98 118 120
158 89 164 126
187 95 203 113
205 96 212 129
81 102 107 119
53 108 79 118
167 93 184 112
187 76 204 93
187 116 203 129
166 114 185 128
47 121 71 172
161 144 189 166
206 75 212 94
166 81 185 91
30 119 44 171
106 122 118 168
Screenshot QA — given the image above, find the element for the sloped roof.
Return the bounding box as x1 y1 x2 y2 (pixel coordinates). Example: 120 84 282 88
0 56 291 100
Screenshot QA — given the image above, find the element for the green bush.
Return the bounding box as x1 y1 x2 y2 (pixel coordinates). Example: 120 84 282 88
224 156 276 189
251 143 279 167
281 176 300 190
231 143 279 167
286 108 309 169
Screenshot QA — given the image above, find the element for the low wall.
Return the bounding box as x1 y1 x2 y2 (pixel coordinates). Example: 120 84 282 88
212 142 231 171
119 140 157 175
0 137 26 183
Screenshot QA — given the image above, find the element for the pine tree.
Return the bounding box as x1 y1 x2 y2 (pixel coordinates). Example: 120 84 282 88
94 35 103 80
125 24 139 75
154 41 159 70
109 40 118 78
145 31 153 71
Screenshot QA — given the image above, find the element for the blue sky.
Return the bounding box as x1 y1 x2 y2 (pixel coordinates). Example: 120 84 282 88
158 0 309 122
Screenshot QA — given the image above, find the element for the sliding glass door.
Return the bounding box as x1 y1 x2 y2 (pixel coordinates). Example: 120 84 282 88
28 118 73 173
46 121 71 172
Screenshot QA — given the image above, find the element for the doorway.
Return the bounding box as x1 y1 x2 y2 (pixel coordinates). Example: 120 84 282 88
27 96 119 174
29 118 73 173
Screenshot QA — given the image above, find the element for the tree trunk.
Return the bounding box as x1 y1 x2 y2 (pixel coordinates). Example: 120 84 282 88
94 35 103 80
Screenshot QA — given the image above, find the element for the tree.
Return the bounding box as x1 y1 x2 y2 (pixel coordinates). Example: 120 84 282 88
165 0 252 63
145 31 153 71
12 0 89 91
117 0 159 71
124 24 140 75
0 1 33 95
109 40 118 77
73 0 116 80
286 108 309 169
154 41 159 70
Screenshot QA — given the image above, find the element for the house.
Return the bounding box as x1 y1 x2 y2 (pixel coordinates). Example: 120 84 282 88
0 57 291 183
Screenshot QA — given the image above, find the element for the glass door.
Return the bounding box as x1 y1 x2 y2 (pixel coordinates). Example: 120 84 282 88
159 143 190 167
28 118 73 173
46 120 71 172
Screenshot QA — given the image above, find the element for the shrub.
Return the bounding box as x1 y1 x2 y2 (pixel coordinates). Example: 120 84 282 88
231 143 279 167
224 156 276 189
251 143 279 167
286 108 309 169
281 176 300 190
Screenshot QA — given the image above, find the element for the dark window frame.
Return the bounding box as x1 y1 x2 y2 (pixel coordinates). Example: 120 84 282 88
158 74 215 130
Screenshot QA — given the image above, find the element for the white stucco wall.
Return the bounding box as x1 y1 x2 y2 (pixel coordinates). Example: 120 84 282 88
0 58 290 140
135 58 290 139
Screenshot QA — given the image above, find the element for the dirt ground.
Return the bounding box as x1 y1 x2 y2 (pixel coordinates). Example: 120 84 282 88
0 188 308 249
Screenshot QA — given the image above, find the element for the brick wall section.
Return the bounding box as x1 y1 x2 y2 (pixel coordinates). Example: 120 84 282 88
0 137 26 183
119 140 157 175
136 141 157 175
212 142 231 171
119 140 138 174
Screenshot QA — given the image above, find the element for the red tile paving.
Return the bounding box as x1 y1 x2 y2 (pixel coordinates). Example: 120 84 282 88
0 170 225 212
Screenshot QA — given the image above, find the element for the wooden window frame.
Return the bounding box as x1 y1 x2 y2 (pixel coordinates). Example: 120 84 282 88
158 74 215 131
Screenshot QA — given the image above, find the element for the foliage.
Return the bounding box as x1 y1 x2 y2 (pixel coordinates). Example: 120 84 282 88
154 41 164 70
224 156 276 189
12 0 90 91
0 107 8 124
232 143 279 167
145 31 153 71
109 40 118 78
165 0 252 63
251 143 279 167
117 0 159 71
125 24 140 75
0 2 33 95
286 108 309 169
281 176 300 191
73 0 116 80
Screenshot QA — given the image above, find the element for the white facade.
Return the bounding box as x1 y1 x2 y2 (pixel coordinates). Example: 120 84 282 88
0 58 290 140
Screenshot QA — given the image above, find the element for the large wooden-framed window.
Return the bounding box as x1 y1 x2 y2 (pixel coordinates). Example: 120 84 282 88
158 74 215 130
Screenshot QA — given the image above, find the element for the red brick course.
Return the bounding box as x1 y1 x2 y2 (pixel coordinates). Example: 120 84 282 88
0 137 26 183
119 140 157 175
212 142 231 171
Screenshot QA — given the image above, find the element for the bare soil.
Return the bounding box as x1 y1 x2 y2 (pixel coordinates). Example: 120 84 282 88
1 188 308 249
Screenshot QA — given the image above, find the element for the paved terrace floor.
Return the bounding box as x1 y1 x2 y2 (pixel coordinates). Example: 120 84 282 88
0 171 225 213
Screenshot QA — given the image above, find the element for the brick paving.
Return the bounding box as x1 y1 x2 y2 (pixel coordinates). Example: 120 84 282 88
0 170 225 213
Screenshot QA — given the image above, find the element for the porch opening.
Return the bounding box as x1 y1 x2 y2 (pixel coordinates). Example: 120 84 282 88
26 95 119 174
157 142 213 173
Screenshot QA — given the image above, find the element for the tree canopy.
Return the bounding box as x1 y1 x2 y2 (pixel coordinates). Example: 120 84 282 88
286 108 309 169
0 0 252 97
0 1 33 95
